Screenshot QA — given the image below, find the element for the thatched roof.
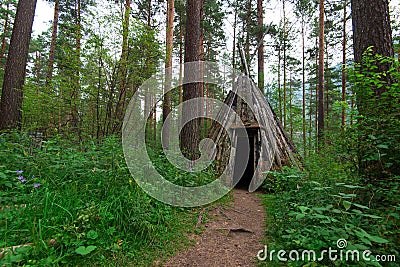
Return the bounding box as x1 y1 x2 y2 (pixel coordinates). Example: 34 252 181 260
208 76 300 191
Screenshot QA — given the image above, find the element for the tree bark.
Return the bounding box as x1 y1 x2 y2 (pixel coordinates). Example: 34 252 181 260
114 0 130 133
277 41 282 122
45 0 60 86
317 0 325 144
283 0 287 130
0 0 11 66
162 0 174 148
180 0 201 160
71 0 81 133
245 0 252 60
341 0 347 129
257 0 264 92
301 22 306 154
179 11 183 106
0 0 37 130
232 4 237 70
351 0 394 97
351 0 395 182
351 0 394 65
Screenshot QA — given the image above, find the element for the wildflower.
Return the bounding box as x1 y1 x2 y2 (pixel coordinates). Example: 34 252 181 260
16 170 23 175
34 183 41 188
18 176 27 183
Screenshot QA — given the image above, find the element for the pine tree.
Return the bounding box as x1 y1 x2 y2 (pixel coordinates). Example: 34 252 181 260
180 0 201 159
0 0 37 130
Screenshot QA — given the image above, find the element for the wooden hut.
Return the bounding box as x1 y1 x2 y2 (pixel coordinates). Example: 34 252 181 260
207 76 300 192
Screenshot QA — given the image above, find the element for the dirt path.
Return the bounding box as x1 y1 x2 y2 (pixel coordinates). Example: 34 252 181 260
163 189 266 267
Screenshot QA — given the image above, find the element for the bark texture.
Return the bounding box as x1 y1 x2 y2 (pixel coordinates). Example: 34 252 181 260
45 0 60 86
180 0 201 160
317 0 325 143
0 0 37 130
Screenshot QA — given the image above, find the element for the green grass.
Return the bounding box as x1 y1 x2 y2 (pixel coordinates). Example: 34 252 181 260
0 132 220 266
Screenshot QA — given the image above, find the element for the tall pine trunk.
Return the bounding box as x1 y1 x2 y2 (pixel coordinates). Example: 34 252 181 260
245 0 252 60
351 0 394 66
45 0 60 86
180 0 201 160
351 0 395 181
341 0 347 129
0 0 11 66
282 0 287 129
71 0 81 133
114 0 130 133
162 0 174 148
317 0 325 144
257 0 264 92
179 11 183 106
0 0 37 130
232 4 237 70
301 22 306 154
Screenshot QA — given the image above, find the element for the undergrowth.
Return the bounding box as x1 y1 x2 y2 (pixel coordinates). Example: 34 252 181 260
0 132 217 266
260 143 399 267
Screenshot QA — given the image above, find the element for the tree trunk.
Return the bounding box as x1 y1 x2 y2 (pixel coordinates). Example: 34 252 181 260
0 0 37 130
325 39 329 130
71 0 81 133
232 4 237 70
245 0 252 60
277 42 282 122
301 22 306 154
0 0 11 66
199 0 204 126
341 0 347 129
257 0 264 92
35 51 41 87
179 12 183 106
351 0 394 65
317 0 325 144
282 0 287 130
45 0 60 86
289 72 293 139
114 0 130 133
314 37 318 149
162 0 174 148
351 0 395 182
180 0 201 160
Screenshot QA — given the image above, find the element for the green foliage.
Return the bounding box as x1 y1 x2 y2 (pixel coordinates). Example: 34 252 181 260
260 145 399 266
263 167 304 193
348 48 400 184
0 132 204 266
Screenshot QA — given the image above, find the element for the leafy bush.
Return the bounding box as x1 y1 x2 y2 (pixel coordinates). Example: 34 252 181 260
260 147 399 267
348 48 400 185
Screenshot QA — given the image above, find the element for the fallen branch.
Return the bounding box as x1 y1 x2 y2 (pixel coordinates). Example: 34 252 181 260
214 227 253 234
0 243 33 259
226 207 246 215
195 207 209 229
0 239 57 259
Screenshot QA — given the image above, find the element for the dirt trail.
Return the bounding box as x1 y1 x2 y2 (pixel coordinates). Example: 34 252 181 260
163 189 266 267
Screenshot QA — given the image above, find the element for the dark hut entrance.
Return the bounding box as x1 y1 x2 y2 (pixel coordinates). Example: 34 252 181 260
207 76 300 192
233 127 259 189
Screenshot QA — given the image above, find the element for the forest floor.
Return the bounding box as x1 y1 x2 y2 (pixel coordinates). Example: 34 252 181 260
162 189 266 267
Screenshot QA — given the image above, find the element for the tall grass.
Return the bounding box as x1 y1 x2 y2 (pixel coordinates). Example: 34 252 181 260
0 133 206 266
